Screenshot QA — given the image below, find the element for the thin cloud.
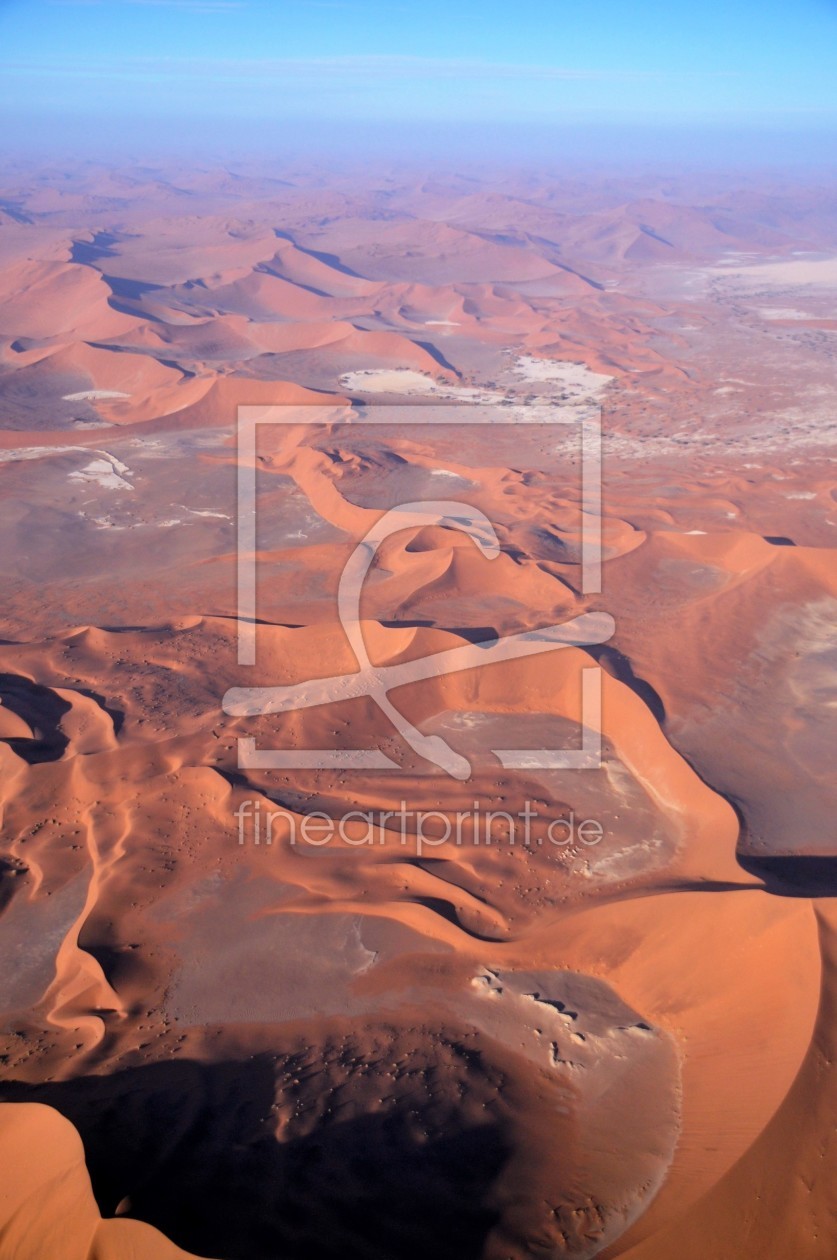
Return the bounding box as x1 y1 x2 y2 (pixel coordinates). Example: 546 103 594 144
3 53 734 83
48 0 249 10
123 1 248 8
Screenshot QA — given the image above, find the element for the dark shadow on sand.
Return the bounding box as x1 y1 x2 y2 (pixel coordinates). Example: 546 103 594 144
0 1056 508 1260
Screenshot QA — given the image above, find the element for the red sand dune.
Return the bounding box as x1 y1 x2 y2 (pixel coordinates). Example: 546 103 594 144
0 1103 204 1258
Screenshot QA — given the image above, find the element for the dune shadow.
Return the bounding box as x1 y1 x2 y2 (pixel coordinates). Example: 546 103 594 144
379 618 500 645
273 231 368 281
0 1055 509 1260
737 853 837 898
76 688 125 737
0 673 71 763
0 198 32 225
587 645 667 724
722 795 837 899
412 339 461 374
70 231 121 265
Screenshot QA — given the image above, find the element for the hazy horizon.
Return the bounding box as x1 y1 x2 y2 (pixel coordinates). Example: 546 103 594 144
2 0 836 168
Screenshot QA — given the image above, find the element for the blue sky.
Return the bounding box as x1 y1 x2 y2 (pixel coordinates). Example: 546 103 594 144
1 0 836 157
